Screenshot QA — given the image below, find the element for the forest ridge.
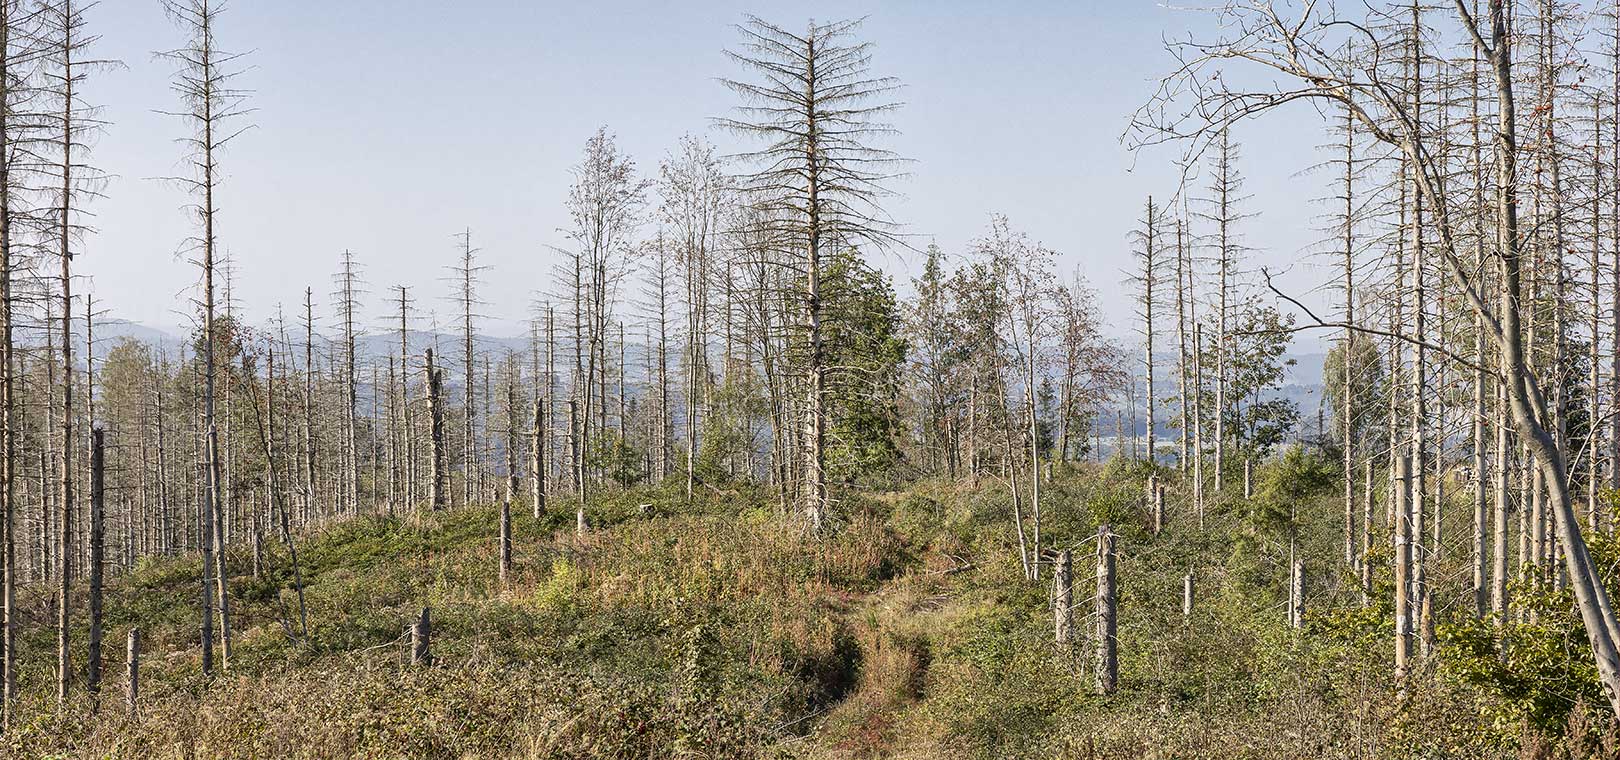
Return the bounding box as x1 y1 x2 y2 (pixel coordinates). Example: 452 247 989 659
3 1 1620 759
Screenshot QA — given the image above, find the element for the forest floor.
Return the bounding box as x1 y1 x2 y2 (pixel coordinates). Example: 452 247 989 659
5 459 1616 758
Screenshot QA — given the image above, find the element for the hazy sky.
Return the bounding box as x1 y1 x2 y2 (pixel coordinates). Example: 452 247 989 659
77 0 1329 349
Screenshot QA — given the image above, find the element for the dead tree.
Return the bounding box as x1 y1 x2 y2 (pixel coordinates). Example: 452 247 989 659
1129 0 1620 712
657 137 722 500
530 397 544 519
86 424 103 694
161 0 249 674
1094 525 1117 695
395 287 416 510
301 288 317 521
426 348 446 511
1175 219 1191 474
500 358 516 583
1053 548 1073 645
570 399 584 533
47 0 97 701
720 16 904 532
410 607 430 666
1196 129 1250 494
1133 196 1160 462
450 230 484 509
244 345 307 636
0 0 22 721
124 627 138 716
333 250 362 516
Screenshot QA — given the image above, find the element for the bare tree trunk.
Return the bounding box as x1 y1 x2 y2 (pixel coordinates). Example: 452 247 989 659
1182 572 1195 621
1053 549 1072 645
1361 462 1373 605
124 627 138 716
0 0 17 715
1289 558 1305 629
531 398 544 520
1192 323 1205 526
426 348 446 511
571 399 584 534
55 0 79 698
1175 219 1190 473
410 607 430 666
302 288 316 522
1341 106 1358 569
1094 525 1117 695
1393 451 1413 684
1142 197 1156 464
87 426 103 694
500 367 515 584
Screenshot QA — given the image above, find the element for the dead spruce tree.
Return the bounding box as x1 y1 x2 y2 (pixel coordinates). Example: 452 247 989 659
44 0 110 699
426 347 446 511
448 231 483 508
719 16 904 533
1193 128 1251 494
332 250 362 516
1132 196 1161 463
160 0 249 675
0 0 21 720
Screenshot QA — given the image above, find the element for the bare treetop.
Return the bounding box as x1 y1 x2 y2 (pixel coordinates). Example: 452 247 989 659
718 15 908 252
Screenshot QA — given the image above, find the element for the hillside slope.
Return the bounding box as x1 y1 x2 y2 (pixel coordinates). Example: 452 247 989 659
8 458 1615 758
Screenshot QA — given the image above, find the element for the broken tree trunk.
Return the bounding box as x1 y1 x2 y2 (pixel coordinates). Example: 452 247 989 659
1095 525 1117 695
426 349 446 511
125 627 139 716
411 607 431 666
1289 559 1305 629
1053 548 1073 645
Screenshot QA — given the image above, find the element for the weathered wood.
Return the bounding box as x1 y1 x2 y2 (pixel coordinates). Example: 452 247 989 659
125 627 139 716
1095 525 1117 695
411 607 431 666
1394 453 1412 682
530 398 544 520
498 493 512 585
1182 572 1194 622
1053 549 1072 645
570 399 585 534
426 349 446 511
87 425 105 694
1289 559 1305 629
1361 462 1374 606
1150 476 1164 535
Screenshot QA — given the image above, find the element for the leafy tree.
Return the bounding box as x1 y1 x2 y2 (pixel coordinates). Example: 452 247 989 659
1221 298 1299 456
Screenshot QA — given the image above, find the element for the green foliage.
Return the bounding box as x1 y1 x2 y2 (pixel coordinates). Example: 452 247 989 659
588 429 644 488
823 246 908 484
1249 445 1336 536
1208 298 1300 456
694 376 765 485
25 454 1620 758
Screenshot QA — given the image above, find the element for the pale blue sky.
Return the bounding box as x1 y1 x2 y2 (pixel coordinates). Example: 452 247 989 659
77 0 1328 347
